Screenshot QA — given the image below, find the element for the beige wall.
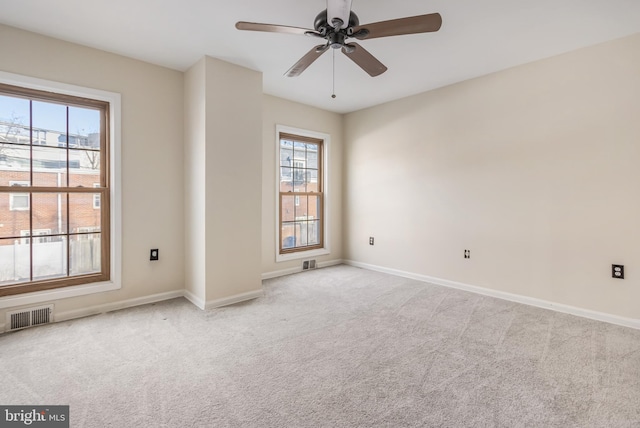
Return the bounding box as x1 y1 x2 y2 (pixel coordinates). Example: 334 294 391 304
204 57 263 302
184 57 263 306
261 95 343 275
184 58 207 302
0 24 184 318
344 33 640 319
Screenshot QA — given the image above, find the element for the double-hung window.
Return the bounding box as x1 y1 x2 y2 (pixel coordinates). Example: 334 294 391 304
278 132 323 254
0 83 110 297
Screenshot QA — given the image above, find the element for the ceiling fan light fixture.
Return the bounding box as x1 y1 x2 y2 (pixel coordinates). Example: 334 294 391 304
329 31 346 49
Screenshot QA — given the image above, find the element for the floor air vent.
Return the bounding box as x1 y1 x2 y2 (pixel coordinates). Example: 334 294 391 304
302 260 317 270
7 305 53 331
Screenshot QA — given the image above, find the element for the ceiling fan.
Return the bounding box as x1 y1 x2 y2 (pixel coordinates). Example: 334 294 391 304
235 0 442 78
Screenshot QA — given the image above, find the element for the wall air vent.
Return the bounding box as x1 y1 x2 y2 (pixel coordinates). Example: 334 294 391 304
302 260 317 270
7 305 53 332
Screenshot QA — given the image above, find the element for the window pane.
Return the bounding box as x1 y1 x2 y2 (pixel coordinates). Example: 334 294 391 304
70 233 101 275
295 221 307 246
69 193 101 233
69 107 101 149
281 195 295 222
0 237 30 285
293 178 306 193
69 149 100 187
32 101 66 142
1 170 29 187
280 167 292 192
281 224 296 249
0 95 30 146
32 146 67 187
293 164 306 187
293 141 306 162
280 146 293 167
0 143 30 170
32 235 67 281
0 194 29 238
308 220 321 245
294 195 308 219
306 144 318 168
307 170 319 192
307 195 319 220
32 193 67 235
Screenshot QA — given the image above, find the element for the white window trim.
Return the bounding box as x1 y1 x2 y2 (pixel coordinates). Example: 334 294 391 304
275 125 331 263
0 71 122 309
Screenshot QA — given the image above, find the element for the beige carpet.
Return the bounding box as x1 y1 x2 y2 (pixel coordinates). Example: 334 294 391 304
1 265 640 427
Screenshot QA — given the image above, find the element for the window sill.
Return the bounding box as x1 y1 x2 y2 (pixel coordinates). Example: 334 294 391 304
0 280 121 309
276 247 330 263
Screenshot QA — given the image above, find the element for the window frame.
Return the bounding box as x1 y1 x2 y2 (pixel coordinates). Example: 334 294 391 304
0 83 110 296
275 125 331 262
0 71 121 306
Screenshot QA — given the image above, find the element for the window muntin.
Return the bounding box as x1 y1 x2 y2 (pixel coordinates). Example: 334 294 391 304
0 83 110 296
279 133 323 254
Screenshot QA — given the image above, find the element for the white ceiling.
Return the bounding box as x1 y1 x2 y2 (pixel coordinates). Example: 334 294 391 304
2 0 639 113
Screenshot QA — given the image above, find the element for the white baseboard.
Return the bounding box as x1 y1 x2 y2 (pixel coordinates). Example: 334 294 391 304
261 259 344 280
205 289 264 310
319 259 344 269
344 260 640 330
261 266 300 280
177 289 265 311
1 286 265 333
183 289 206 310
55 290 184 325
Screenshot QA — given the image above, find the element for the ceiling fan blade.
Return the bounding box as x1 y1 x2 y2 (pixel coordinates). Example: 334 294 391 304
236 21 313 35
327 0 353 29
352 13 442 40
285 45 330 77
341 43 387 77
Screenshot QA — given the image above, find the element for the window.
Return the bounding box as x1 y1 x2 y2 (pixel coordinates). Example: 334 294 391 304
278 132 323 254
0 82 110 297
9 181 29 210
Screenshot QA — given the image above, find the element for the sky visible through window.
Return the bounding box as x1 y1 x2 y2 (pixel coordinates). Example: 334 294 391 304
0 95 99 136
